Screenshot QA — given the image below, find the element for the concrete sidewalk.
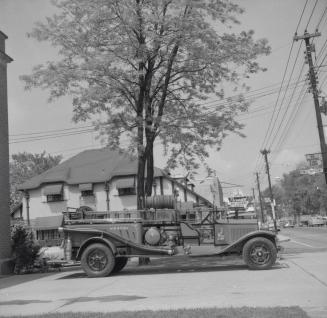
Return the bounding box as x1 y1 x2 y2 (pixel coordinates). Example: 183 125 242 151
0 252 326 317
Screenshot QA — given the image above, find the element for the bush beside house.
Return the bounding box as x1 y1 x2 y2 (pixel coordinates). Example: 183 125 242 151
11 223 40 274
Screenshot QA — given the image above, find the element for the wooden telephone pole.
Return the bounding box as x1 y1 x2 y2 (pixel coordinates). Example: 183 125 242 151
255 172 265 223
261 149 277 232
294 30 327 183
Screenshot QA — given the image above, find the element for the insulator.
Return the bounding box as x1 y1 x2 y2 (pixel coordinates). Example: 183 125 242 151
304 55 309 64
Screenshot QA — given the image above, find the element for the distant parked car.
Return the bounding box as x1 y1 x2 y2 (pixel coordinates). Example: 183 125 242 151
308 216 324 227
283 220 295 228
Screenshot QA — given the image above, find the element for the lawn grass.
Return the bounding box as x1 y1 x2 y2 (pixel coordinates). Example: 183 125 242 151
4 306 310 318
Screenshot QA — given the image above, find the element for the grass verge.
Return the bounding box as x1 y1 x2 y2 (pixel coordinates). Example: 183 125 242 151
3 306 310 318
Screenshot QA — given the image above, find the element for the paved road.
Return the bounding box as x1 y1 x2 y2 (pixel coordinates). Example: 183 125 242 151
0 227 326 317
280 227 327 254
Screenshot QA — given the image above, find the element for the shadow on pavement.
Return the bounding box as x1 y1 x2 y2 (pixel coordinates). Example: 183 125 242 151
0 295 146 307
59 262 285 280
0 299 51 305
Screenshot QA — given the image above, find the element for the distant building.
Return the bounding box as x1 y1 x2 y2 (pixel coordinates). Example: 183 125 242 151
193 177 224 208
18 148 213 226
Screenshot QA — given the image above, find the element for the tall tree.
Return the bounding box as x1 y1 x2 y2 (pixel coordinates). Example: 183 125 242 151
263 163 327 218
21 0 270 208
10 152 62 209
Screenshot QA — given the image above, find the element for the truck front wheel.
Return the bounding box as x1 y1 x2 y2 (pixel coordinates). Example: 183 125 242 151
81 243 115 277
242 237 277 270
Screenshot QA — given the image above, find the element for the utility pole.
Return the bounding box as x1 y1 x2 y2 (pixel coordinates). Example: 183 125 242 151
255 172 265 223
261 149 277 232
294 30 327 184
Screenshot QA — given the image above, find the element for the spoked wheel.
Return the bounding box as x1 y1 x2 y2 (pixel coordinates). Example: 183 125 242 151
81 243 115 277
112 257 128 274
243 237 277 270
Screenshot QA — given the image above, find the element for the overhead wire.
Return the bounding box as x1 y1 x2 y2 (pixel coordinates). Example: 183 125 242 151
265 42 304 150
315 3 327 30
10 77 305 144
305 0 319 31
274 23 327 151
267 17 327 171
254 0 318 174
268 60 306 151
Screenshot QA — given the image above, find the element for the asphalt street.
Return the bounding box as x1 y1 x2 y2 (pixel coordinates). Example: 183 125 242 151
0 227 326 317
280 227 327 254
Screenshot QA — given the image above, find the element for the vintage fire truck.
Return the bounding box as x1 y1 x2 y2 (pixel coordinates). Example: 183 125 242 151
55 201 283 277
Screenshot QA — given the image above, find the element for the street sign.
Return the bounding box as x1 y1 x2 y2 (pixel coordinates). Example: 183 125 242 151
300 167 323 175
305 153 322 167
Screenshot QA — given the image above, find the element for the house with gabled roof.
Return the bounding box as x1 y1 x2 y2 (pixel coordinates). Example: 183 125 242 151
18 148 214 226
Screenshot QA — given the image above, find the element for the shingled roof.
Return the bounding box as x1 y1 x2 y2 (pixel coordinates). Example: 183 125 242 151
18 148 165 190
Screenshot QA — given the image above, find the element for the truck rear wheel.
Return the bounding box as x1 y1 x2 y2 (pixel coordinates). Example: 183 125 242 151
81 243 115 277
112 257 128 273
243 237 277 270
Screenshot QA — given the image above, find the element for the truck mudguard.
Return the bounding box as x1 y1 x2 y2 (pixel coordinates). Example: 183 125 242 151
76 236 117 261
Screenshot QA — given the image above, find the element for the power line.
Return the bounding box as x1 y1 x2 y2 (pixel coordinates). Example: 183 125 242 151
271 29 327 155
9 128 96 144
305 0 319 31
268 62 306 150
315 3 327 30
255 0 322 173
9 78 305 145
296 0 309 32
265 43 304 150
9 124 95 137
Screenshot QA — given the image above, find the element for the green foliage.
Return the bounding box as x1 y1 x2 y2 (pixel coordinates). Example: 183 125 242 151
10 152 62 210
20 0 270 171
11 223 40 274
263 165 327 217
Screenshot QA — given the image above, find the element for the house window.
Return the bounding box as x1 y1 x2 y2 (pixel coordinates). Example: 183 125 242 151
81 190 94 197
43 184 64 202
47 194 63 202
116 178 136 196
118 187 136 196
79 183 94 197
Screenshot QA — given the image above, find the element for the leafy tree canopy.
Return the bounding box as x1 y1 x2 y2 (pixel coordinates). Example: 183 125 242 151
263 162 327 217
10 152 62 209
21 0 270 167
21 0 270 206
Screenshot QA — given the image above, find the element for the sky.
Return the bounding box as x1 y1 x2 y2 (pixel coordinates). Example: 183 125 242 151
1 0 327 197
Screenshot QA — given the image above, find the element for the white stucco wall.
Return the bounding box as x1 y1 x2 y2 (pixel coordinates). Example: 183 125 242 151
22 176 209 222
109 179 137 211
23 187 68 221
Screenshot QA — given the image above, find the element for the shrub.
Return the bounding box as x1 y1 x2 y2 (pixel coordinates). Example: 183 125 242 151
11 223 40 274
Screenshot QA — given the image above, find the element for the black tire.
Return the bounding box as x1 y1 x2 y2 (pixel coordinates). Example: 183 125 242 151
243 237 277 270
81 243 115 277
112 257 128 273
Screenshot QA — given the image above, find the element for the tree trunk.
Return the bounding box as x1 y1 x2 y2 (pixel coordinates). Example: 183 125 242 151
145 142 154 197
137 151 146 210
136 110 145 209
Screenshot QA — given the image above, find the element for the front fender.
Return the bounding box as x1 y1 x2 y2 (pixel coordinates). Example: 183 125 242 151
221 230 277 254
76 237 117 261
